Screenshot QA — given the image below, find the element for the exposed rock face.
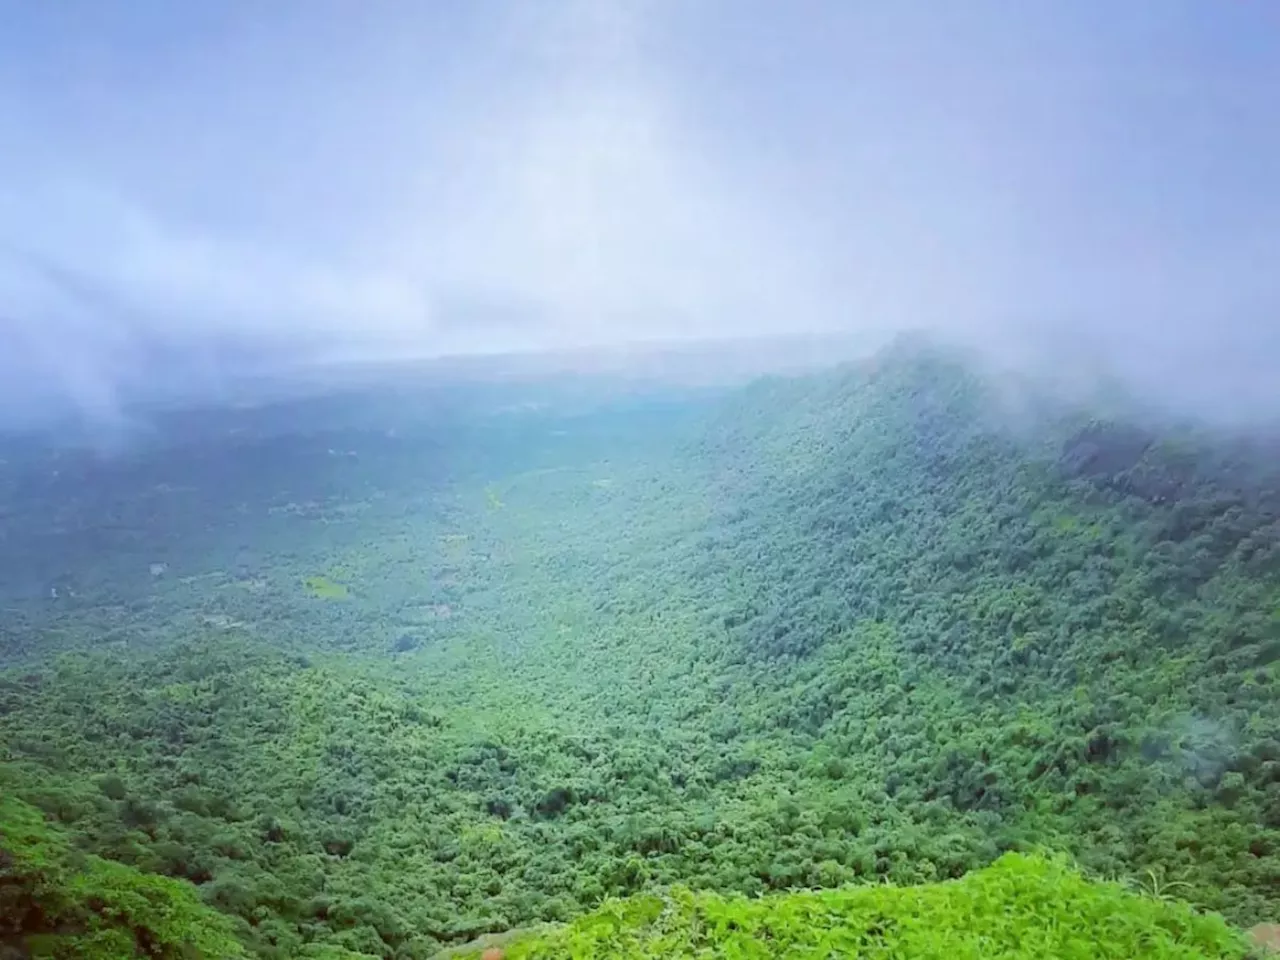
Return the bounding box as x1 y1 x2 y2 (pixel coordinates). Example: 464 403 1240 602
1249 924 1280 955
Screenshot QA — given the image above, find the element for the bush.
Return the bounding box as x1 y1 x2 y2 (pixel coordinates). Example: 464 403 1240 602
469 853 1248 959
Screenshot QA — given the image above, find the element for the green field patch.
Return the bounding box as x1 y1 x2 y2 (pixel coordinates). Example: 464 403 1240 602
303 574 351 599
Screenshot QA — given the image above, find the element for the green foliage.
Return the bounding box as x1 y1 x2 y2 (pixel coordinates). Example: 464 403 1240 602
0 794 246 957
466 853 1247 959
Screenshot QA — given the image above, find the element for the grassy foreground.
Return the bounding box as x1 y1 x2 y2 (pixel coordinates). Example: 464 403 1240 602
444 852 1249 959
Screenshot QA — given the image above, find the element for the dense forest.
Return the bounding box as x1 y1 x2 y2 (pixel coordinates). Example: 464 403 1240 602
1 344 1276 958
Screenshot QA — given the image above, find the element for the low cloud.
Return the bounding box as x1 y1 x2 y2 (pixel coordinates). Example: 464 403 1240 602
0 0 1277 430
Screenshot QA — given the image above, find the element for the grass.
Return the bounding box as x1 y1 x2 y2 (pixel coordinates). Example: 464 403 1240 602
449 853 1249 959
303 574 351 599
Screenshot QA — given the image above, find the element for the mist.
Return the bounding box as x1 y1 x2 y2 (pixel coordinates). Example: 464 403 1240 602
1 0 1277 431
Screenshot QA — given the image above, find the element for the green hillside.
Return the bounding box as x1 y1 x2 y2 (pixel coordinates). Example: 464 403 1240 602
1 346 1276 957
0 793 245 958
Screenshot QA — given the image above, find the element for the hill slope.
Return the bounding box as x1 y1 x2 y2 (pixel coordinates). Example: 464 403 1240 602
0 345 1276 956
0 794 245 958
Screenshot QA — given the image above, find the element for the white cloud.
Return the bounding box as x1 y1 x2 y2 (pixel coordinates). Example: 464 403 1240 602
0 0 1277 427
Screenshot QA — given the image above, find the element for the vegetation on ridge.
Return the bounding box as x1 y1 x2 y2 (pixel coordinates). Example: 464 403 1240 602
451 852 1249 959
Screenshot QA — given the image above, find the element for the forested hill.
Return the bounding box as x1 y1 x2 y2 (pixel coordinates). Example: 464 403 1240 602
0 345 1276 957
693 352 1280 906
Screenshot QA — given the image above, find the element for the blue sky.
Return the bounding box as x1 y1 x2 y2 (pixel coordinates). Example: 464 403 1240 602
1 1 1277 425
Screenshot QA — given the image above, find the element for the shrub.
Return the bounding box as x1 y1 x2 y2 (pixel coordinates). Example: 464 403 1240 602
463 853 1248 959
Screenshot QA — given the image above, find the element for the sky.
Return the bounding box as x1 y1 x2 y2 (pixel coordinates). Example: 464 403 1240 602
0 0 1277 427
